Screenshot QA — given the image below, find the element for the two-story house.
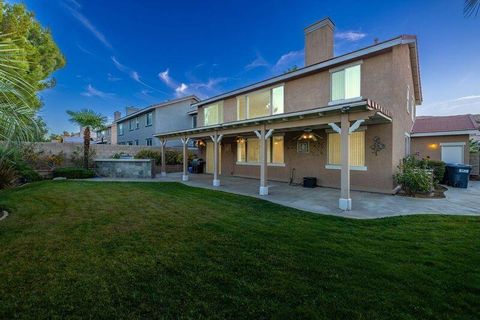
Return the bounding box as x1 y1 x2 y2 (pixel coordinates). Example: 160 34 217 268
116 95 199 147
154 18 422 210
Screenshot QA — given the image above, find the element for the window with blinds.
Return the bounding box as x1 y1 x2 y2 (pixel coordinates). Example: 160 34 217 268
204 101 224 126
328 131 365 166
237 136 284 164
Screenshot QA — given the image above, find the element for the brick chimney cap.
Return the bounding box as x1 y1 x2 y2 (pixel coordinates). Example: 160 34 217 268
304 17 335 34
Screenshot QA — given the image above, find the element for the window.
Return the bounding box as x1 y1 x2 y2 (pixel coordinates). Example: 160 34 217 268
406 85 410 114
118 123 124 135
410 95 415 121
129 119 134 131
327 131 365 167
135 117 139 129
192 115 197 128
128 141 133 145
404 133 411 156
236 136 284 164
134 139 139 146
146 138 153 146
237 85 284 120
331 64 361 102
204 101 223 126
146 112 153 126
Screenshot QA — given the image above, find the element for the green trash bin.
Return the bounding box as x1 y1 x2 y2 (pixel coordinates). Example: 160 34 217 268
445 163 471 188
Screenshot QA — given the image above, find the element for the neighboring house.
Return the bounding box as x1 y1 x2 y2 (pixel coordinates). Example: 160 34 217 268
115 96 199 147
155 17 422 210
411 114 480 164
95 111 120 145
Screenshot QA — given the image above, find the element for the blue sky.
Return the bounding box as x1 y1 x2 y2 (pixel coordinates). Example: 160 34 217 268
10 0 480 133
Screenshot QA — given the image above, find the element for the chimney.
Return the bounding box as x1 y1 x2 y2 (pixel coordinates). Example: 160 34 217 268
126 106 139 115
304 18 335 66
114 111 121 121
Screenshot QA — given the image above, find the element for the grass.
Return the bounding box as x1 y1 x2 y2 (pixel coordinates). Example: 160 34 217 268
0 181 478 319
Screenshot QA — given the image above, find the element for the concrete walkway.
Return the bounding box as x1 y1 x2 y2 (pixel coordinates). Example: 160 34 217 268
88 173 480 219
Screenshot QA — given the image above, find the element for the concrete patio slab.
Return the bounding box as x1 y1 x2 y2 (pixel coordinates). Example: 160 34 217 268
87 173 480 219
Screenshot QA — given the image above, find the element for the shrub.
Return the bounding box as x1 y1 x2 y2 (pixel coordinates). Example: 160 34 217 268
112 152 131 159
0 162 17 189
135 150 161 165
71 146 96 168
53 167 95 179
395 156 432 196
424 160 446 185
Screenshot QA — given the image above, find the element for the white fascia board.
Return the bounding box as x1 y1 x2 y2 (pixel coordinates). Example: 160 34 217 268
411 130 478 137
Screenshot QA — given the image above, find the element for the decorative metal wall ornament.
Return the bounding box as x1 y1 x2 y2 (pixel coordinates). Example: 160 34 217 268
370 136 385 156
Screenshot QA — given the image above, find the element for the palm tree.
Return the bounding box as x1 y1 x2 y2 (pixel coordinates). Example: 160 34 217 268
0 34 37 145
67 109 106 168
465 0 480 16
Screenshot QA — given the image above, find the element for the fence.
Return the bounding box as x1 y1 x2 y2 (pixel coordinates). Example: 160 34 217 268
470 152 479 176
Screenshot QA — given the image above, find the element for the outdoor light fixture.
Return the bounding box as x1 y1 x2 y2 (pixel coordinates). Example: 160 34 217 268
236 137 246 143
295 129 321 141
197 139 206 147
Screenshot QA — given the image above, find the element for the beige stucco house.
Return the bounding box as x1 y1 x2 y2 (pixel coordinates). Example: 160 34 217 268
155 18 422 210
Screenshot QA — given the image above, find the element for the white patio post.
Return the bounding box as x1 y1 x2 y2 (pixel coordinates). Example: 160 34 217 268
181 136 190 181
210 132 223 187
339 113 351 210
255 126 274 196
160 138 167 177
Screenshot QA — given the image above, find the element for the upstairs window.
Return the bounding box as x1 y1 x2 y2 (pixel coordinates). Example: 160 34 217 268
192 115 197 128
237 85 284 120
331 64 361 102
135 117 140 129
129 119 134 131
146 112 153 126
204 101 223 126
118 123 124 135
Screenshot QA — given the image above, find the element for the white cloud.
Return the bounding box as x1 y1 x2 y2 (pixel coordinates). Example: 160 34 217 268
175 83 189 95
272 50 304 73
245 53 269 70
418 95 480 116
335 31 367 42
81 84 114 98
158 69 174 86
63 2 112 49
65 0 81 9
130 71 141 82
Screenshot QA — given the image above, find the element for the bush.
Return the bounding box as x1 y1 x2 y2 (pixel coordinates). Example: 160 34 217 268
53 167 96 179
424 160 446 185
135 149 196 165
135 150 161 165
395 156 433 196
71 146 96 168
0 162 17 189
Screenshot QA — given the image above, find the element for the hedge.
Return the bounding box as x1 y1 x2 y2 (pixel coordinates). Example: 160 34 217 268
53 167 96 179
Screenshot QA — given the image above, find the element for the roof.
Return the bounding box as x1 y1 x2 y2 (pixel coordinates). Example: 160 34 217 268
411 114 479 136
155 98 392 139
115 95 199 123
193 35 422 108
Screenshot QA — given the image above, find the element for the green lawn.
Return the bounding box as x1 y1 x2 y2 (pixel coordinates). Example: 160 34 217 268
0 181 478 319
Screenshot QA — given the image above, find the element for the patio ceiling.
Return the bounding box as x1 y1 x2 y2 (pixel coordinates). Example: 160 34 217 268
154 99 392 140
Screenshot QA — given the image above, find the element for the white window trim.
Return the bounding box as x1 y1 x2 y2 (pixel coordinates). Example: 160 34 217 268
329 62 362 104
325 164 368 171
236 161 286 167
440 142 466 146
406 85 410 114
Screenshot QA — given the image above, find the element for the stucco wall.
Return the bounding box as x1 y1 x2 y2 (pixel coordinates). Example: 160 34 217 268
199 124 394 193
411 135 470 164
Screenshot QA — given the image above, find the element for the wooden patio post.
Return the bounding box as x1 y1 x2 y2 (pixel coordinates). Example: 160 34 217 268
210 132 223 187
160 139 167 177
255 125 274 196
339 113 351 210
181 137 190 181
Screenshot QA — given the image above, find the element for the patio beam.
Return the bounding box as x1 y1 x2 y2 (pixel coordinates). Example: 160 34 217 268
160 139 167 177
257 125 271 196
181 137 190 181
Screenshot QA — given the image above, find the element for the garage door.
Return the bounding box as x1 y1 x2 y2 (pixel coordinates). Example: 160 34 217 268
441 143 464 164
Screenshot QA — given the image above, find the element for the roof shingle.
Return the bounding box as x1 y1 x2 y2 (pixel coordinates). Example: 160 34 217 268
412 114 479 134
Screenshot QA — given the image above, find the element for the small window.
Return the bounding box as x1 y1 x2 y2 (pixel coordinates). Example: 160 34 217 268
406 85 410 114
129 119 134 131
328 131 365 166
331 64 361 102
146 112 153 126
135 117 139 129
128 141 133 145
118 123 124 135
192 115 197 128
146 138 153 146
404 134 411 156
134 139 139 146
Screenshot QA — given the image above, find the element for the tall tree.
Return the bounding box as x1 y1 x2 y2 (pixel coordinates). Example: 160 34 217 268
465 0 480 16
67 109 106 168
0 1 66 109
